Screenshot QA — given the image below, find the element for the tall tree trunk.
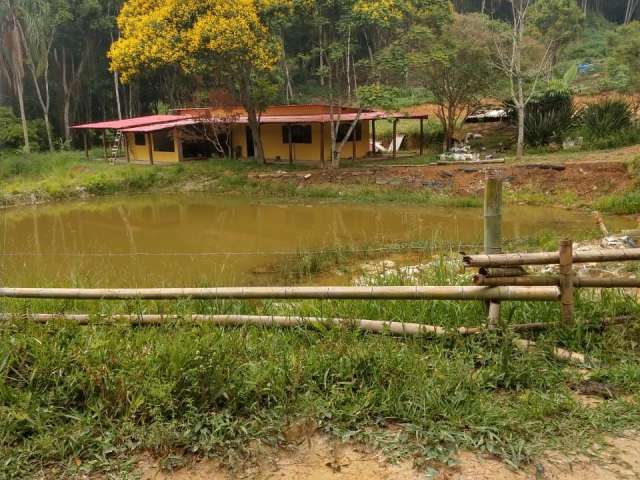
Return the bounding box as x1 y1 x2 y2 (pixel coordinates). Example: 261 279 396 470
15 73 29 152
246 106 265 164
516 101 525 161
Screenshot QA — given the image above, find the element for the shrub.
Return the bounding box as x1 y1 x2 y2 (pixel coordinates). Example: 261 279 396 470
505 91 575 146
580 98 638 149
581 98 633 137
0 107 47 151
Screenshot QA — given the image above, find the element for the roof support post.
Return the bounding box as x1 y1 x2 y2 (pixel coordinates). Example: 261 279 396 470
175 128 183 162
147 133 154 165
124 133 130 163
320 123 325 168
371 120 376 154
392 119 398 160
287 123 293 165
102 130 108 162
352 123 357 163
419 117 424 156
83 131 89 160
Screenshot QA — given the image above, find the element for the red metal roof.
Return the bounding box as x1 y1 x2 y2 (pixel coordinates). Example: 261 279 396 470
119 111 426 133
72 115 190 130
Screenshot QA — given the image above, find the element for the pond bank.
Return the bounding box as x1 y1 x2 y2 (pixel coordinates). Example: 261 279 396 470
0 150 638 213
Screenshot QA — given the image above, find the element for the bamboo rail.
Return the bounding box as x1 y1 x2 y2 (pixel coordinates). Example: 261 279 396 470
474 274 640 288
0 286 561 301
463 248 640 268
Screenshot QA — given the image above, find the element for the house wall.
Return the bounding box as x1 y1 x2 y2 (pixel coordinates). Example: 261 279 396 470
230 121 370 162
125 129 181 163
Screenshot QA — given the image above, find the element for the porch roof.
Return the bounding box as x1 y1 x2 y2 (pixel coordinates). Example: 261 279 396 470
71 115 189 130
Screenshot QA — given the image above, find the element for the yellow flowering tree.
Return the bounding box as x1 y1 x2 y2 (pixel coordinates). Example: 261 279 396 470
109 0 289 163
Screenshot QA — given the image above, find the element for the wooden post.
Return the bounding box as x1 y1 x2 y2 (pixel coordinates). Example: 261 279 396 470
371 120 376 154
392 119 397 160
419 118 424 156
320 123 325 168
287 124 293 165
147 133 154 165
352 123 357 163
83 131 89 160
102 130 108 162
124 133 130 163
484 171 503 325
559 239 574 325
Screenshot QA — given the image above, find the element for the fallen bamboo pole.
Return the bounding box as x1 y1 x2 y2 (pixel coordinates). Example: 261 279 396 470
3 313 635 333
463 248 640 268
0 312 593 364
473 274 640 288
513 338 587 365
0 286 560 301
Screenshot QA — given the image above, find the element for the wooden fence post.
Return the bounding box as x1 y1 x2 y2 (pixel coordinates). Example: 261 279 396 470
559 239 574 324
484 170 503 325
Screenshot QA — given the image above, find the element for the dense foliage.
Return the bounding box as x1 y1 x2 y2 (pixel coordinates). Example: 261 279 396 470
1 0 639 155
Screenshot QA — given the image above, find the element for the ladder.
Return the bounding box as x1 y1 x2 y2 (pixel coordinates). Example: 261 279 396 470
110 130 123 164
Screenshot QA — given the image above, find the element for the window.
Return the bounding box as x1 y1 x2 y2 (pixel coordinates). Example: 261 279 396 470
134 133 146 146
282 124 312 144
152 130 175 152
336 122 362 142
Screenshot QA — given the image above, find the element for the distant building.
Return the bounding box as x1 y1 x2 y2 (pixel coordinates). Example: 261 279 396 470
72 104 426 164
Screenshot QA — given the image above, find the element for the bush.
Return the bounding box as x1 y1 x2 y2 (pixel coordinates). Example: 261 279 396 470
505 91 575 146
0 107 47 151
580 98 638 149
581 98 633 137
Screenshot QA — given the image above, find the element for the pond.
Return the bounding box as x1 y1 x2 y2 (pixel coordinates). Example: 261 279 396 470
0 193 634 287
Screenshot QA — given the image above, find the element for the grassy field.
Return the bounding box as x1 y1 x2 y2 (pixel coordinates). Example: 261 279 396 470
2 252 640 479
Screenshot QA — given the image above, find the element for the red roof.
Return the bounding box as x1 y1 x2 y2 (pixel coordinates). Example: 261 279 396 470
74 109 427 133
119 111 425 133
71 115 189 130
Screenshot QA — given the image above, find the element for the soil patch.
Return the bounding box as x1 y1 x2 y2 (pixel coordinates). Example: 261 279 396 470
136 433 640 480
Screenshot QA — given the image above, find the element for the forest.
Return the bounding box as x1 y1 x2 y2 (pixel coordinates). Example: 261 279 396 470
0 0 639 156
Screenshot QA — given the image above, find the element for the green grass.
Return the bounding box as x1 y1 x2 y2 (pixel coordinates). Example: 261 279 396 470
595 190 640 215
2 252 640 478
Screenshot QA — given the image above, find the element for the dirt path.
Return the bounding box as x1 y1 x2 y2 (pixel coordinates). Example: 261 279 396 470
137 433 640 480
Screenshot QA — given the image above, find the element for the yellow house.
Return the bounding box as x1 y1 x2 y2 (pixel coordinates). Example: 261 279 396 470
72 104 426 165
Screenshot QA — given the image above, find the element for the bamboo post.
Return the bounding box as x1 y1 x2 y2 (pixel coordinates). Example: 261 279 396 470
419 117 424 156
484 171 503 325
559 239 574 325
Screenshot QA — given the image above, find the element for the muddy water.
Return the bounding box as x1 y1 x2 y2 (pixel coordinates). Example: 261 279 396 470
0 194 634 287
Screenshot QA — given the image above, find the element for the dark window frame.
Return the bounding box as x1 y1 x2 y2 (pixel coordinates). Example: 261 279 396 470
134 133 146 146
282 124 313 144
152 130 175 152
336 122 362 143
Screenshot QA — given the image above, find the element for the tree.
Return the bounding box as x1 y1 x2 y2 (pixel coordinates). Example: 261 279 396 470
109 0 288 164
493 0 554 161
16 0 71 152
408 14 495 150
609 20 640 92
529 0 584 68
0 0 29 152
